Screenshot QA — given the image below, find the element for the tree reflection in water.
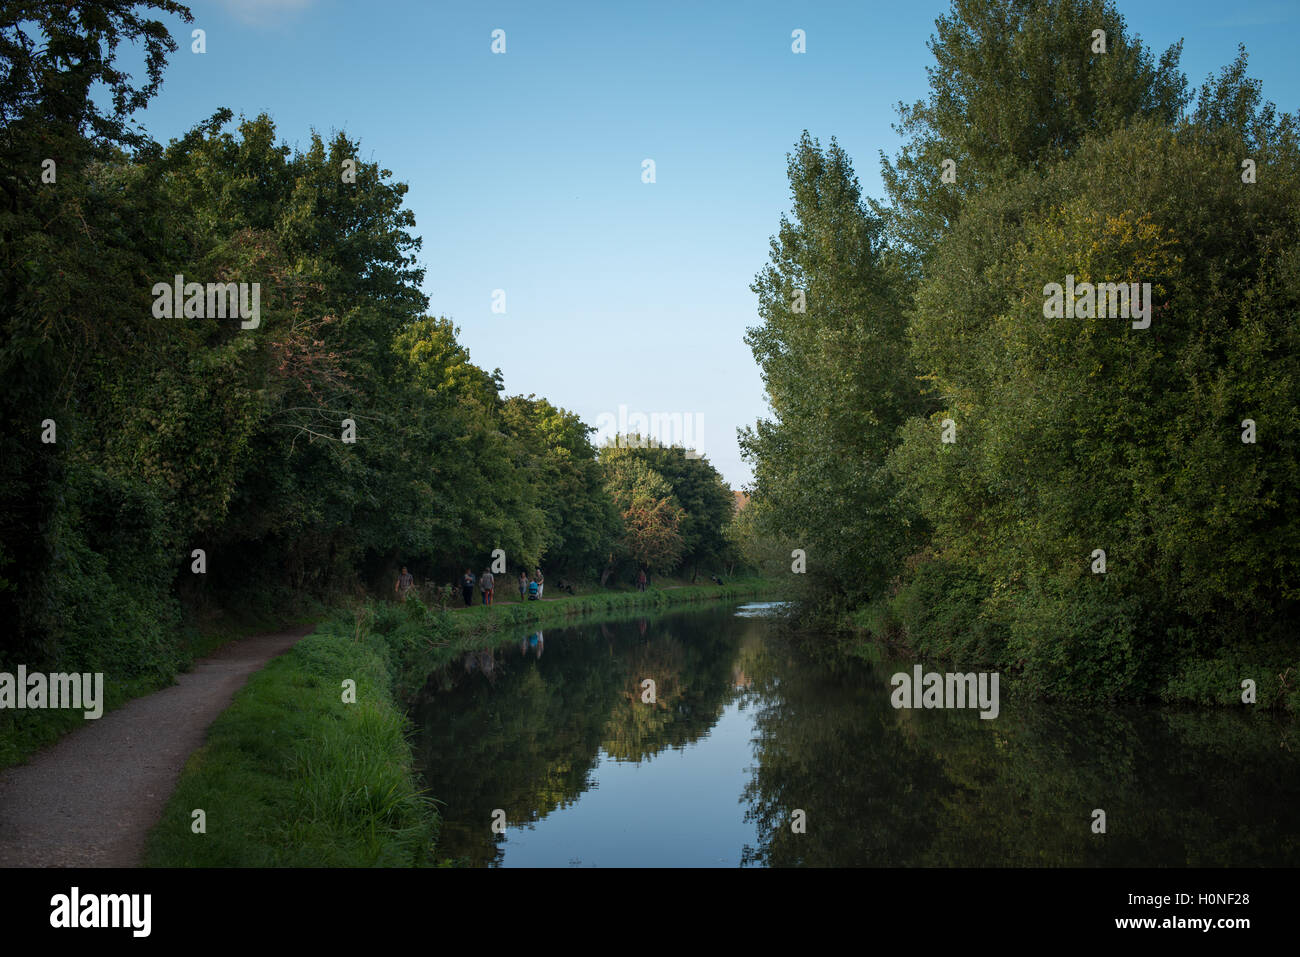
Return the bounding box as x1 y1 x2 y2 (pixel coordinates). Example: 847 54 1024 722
410 605 1300 867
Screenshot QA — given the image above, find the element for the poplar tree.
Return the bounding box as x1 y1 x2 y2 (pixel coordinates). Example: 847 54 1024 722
741 133 918 609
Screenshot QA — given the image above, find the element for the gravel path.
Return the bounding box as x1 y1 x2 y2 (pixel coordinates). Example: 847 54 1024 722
0 624 315 868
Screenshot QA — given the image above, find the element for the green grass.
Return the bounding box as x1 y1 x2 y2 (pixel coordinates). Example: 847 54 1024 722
144 619 437 867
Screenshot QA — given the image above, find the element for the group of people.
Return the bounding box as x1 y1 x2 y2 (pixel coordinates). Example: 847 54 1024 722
393 565 546 607
461 567 544 607
399 564 677 606
517 570 545 602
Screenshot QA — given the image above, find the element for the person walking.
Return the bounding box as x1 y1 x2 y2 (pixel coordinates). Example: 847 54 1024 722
518 571 528 602
479 568 495 606
461 569 475 607
636 568 647 592
395 566 415 600
534 567 544 599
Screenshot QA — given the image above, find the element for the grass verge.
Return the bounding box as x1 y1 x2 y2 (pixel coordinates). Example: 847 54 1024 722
143 616 436 867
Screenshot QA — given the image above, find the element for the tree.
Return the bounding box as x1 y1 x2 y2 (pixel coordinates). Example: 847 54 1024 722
887 58 1300 698
741 133 919 612
0 1 194 670
876 0 1188 274
501 395 620 578
605 439 734 581
599 450 682 579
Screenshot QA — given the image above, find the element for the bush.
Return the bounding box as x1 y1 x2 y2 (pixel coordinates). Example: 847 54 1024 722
29 465 182 681
1006 586 1153 703
884 558 1008 667
1161 641 1300 710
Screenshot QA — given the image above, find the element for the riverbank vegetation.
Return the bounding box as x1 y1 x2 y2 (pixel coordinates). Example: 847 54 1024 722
1 2 749 762
144 610 437 867
143 580 777 866
381 576 781 698
737 0 1300 706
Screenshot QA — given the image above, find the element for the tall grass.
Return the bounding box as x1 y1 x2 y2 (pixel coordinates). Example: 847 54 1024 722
144 619 437 867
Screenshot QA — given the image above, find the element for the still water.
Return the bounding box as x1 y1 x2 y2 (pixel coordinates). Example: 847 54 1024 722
410 602 1300 867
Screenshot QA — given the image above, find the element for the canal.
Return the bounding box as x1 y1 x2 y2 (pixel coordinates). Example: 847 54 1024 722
410 602 1300 866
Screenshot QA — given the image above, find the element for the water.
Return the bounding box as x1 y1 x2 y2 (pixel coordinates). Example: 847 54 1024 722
409 602 1300 867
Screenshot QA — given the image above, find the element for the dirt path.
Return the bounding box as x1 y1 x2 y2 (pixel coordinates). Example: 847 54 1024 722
0 624 315 868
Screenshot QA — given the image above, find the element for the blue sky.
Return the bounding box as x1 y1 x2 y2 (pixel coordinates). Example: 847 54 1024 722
128 0 1298 487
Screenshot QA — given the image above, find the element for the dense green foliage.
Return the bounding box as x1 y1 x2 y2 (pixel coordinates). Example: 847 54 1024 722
598 437 736 583
740 0 1300 702
740 133 921 602
0 1 742 738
